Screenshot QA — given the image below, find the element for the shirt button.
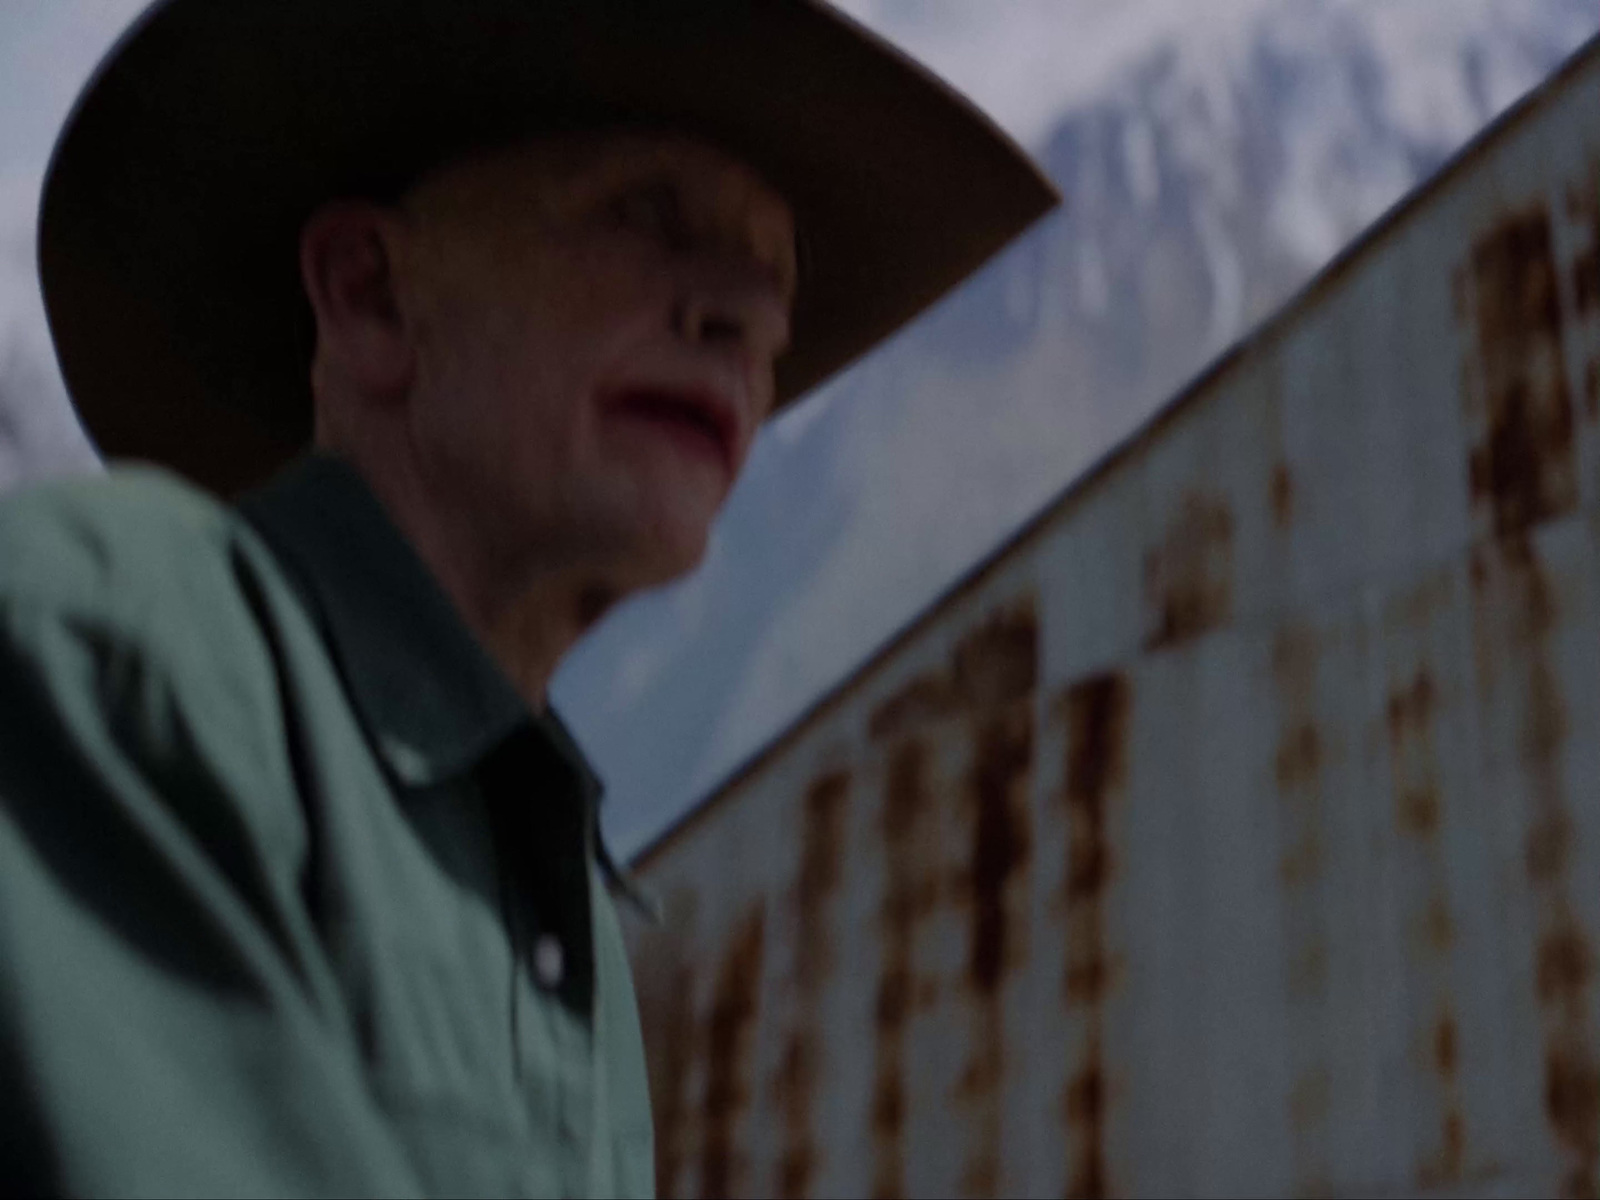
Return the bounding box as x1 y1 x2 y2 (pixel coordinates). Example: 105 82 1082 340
534 934 565 989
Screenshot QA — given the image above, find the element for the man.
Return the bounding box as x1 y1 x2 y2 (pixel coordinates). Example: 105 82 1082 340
0 1 1055 1194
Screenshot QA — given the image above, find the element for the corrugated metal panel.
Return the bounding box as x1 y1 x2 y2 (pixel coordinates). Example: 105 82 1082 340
623 34 1600 1199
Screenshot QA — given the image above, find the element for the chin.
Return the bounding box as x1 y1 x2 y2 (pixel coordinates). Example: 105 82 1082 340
583 469 726 589
571 512 707 596
634 529 712 588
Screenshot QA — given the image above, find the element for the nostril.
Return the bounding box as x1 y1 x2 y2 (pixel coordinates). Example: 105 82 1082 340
699 314 744 344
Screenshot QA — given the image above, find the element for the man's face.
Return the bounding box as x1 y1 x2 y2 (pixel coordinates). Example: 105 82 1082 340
392 131 796 595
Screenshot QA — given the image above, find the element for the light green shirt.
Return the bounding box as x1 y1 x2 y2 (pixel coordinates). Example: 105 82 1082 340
0 454 654 1197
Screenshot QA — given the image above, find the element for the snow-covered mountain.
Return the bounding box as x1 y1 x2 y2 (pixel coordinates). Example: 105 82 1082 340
0 2 1596 857
549 0 1600 855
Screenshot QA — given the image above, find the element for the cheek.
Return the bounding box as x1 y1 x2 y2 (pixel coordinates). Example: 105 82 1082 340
558 243 676 368
441 289 593 456
407 303 567 505
411 238 677 498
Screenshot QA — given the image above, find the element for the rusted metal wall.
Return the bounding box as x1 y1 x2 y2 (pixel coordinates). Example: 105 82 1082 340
623 35 1600 1200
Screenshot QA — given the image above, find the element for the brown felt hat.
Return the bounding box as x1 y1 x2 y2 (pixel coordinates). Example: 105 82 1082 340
39 0 1059 497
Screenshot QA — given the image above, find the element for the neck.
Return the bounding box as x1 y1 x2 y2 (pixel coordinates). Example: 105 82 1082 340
469 574 618 711
326 445 613 713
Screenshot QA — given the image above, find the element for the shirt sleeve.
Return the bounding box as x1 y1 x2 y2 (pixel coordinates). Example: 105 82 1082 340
0 587 425 1196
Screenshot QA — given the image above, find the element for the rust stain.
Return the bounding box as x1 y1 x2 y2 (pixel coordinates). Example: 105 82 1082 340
1272 634 1326 891
1387 669 1442 837
1435 1012 1460 1077
1271 626 1337 1192
1275 722 1323 792
1143 492 1236 649
1528 811 1577 884
1384 654 1468 1187
1418 1098 1467 1189
1547 1042 1600 1199
966 708 1034 995
774 770 849 1198
1278 835 1322 888
1527 659 1568 760
1444 1110 1466 1170
1575 247 1600 317
650 953 696 1199
1063 675 1129 906
773 1042 815 1200
1273 626 1319 705
1571 173 1599 315
869 601 1038 742
1065 1045 1108 1200
1572 172 1599 318
1396 784 1442 837
954 603 1039 708
1270 463 1295 530
1539 925 1594 1005
699 905 766 1200
1060 672 1130 1199
1568 180 1599 224
1387 568 1456 629
1472 535 1598 1197
1386 669 1438 736
1423 895 1455 954
634 891 701 1200
869 672 961 742
871 741 930 1200
1423 1008 1466 1186
959 702 1034 1197
796 772 848 980
1463 208 1578 537
870 598 1039 1198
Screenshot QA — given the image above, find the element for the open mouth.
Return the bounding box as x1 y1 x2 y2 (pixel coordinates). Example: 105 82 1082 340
604 386 735 477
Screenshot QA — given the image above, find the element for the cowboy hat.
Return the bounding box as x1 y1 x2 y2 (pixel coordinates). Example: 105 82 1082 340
39 0 1059 496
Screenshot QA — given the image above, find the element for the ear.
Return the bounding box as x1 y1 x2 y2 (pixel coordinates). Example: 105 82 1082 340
299 200 415 402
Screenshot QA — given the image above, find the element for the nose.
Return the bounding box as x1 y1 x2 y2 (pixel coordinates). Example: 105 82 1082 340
672 258 792 365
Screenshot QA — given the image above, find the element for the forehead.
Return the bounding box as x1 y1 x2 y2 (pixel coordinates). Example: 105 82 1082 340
404 130 797 288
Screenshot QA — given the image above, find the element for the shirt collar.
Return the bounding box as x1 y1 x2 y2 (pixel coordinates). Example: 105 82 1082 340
236 452 604 799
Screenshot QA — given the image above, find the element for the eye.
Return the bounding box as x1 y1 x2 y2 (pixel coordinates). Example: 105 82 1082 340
609 180 693 250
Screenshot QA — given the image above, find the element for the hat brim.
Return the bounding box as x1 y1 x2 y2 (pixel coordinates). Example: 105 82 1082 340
40 0 1059 497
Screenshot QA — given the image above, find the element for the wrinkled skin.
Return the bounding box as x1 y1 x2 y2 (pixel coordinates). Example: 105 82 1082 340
299 131 796 705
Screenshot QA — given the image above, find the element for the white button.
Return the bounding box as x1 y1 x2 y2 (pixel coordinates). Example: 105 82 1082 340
380 736 431 786
534 934 565 989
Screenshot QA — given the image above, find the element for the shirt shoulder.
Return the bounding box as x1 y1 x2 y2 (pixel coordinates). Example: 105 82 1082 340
0 465 245 623
0 467 304 830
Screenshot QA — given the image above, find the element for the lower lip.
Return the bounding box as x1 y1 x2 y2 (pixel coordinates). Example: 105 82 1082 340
608 403 730 477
